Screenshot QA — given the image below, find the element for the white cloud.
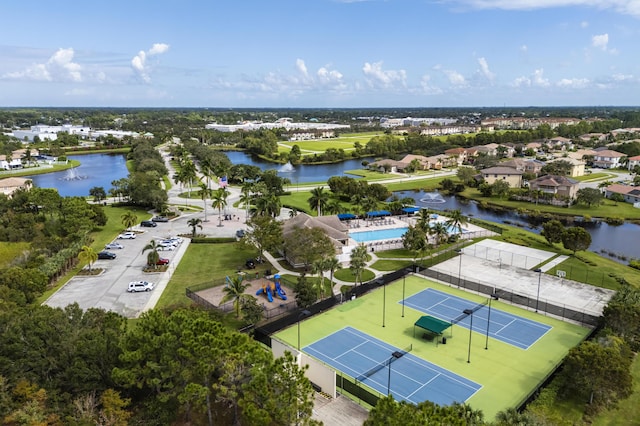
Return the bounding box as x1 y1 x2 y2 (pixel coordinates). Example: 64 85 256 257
512 68 550 87
317 67 343 85
131 43 170 83
443 69 467 86
446 1 640 18
362 61 407 88
477 57 495 80
580 21 589 28
557 77 590 88
592 33 609 50
419 75 443 95
612 73 634 81
3 47 82 82
296 59 308 77
148 43 170 55
520 45 528 53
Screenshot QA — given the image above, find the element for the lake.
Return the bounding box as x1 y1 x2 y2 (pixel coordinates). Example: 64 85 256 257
27 153 129 197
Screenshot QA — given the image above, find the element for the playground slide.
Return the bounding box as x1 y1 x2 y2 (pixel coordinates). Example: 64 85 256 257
275 282 287 300
265 285 274 302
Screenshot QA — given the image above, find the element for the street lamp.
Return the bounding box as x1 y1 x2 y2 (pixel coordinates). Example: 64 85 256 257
534 268 542 312
463 308 473 363
297 309 311 351
455 249 463 287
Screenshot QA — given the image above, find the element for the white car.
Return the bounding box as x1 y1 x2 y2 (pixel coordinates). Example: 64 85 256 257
118 232 137 239
105 242 124 250
127 281 154 292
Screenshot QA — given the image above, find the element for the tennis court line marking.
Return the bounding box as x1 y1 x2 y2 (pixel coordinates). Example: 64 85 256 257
495 318 516 335
306 326 481 403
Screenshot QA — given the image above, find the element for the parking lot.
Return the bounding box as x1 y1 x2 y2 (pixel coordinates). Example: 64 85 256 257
44 221 189 318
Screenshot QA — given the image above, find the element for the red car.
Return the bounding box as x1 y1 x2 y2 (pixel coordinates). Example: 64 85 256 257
149 258 170 266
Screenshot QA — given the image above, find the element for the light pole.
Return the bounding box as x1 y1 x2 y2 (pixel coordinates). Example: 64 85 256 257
382 280 386 327
455 249 463 287
297 309 311 351
402 269 407 318
485 294 498 350
534 268 542 312
463 308 473 363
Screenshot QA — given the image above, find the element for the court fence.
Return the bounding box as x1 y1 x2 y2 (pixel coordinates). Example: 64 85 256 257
416 268 601 327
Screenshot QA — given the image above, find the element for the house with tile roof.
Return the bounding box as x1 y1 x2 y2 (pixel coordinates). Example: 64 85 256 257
480 166 523 187
627 155 640 172
604 184 640 205
0 177 33 197
593 149 625 169
529 175 579 200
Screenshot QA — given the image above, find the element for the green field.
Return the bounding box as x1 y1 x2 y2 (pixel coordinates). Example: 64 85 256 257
274 276 590 420
276 132 383 156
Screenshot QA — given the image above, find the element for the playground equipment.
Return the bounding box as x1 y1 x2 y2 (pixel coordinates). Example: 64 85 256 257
256 274 287 302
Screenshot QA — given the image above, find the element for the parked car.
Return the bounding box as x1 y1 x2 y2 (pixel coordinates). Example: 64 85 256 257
118 232 137 239
150 258 170 266
127 281 154 292
141 220 157 227
105 242 124 250
156 244 175 251
97 251 117 260
245 259 256 269
152 216 169 222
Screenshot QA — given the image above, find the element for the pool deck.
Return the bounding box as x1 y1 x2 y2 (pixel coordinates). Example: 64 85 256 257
345 214 494 249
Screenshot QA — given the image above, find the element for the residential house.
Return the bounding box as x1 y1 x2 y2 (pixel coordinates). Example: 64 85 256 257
0 177 33 196
547 136 573 151
529 175 579 200
627 155 640 172
546 157 586 177
480 166 523 187
444 147 467 165
604 184 640 205
500 158 545 176
592 150 625 169
0 155 23 170
367 159 406 173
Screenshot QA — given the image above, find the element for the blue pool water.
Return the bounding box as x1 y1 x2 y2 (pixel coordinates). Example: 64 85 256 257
350 227 408 242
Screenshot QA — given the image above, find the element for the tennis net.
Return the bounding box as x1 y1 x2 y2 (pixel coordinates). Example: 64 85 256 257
451 299 488 325
356 344 412 382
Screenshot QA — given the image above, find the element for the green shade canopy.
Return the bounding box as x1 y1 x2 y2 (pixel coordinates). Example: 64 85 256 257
414 315 451 335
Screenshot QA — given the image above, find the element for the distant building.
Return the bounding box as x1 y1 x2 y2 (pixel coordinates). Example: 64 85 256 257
0 177 32 197
592 150 625 169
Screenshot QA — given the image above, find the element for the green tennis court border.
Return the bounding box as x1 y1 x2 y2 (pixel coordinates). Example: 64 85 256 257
273 275 591 420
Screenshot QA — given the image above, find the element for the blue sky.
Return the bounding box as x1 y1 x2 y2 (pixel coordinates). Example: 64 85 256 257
1 0 639 108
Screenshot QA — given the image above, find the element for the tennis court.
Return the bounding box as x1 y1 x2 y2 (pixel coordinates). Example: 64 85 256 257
304 326 481 406
403 288 552 350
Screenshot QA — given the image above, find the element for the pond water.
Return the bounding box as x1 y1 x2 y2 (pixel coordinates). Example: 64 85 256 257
26 153 128 197
224 151 374 183
394 189 640 262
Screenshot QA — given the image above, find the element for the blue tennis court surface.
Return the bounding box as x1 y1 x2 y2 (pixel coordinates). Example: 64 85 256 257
304 327 481 406
403 288 551 350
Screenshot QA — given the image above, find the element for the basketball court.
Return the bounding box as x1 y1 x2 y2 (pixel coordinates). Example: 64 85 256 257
429 240 616 317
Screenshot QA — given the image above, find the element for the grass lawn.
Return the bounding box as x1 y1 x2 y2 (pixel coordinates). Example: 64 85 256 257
274 277 590 420
156 242 267 309
460 188 640 220
572 172 614 182
334 267 375 283
343 169 398 180
370 259 414 271
275 132 383 156
374 248 415 259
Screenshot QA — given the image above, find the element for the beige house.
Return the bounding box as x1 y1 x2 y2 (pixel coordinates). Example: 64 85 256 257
480 166 523 187
593 149 625 169
444 147 467 165
627 155 640 171
529 175 579 199
546 157 586 177
500 158 545 176
0 177 33 197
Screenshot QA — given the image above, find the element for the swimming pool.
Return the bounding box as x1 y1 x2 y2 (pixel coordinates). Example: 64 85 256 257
350 227 409 243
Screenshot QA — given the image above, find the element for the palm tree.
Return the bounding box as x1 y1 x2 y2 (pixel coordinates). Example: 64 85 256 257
121 211 137 231
445 209 468 235
361 197 380 225
78 245 98 273
254 192 281 218
187 217 203 237
181 159 198 205
326 257 341 288
142 240 160 269
324 199 343 215
416 208 431 233
198 181 213 222
240 181 254 222
429 221 449 247
311 258 329 299
308 186 329 216
211 187 228 227
220 275 251 318
350 244 368 286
